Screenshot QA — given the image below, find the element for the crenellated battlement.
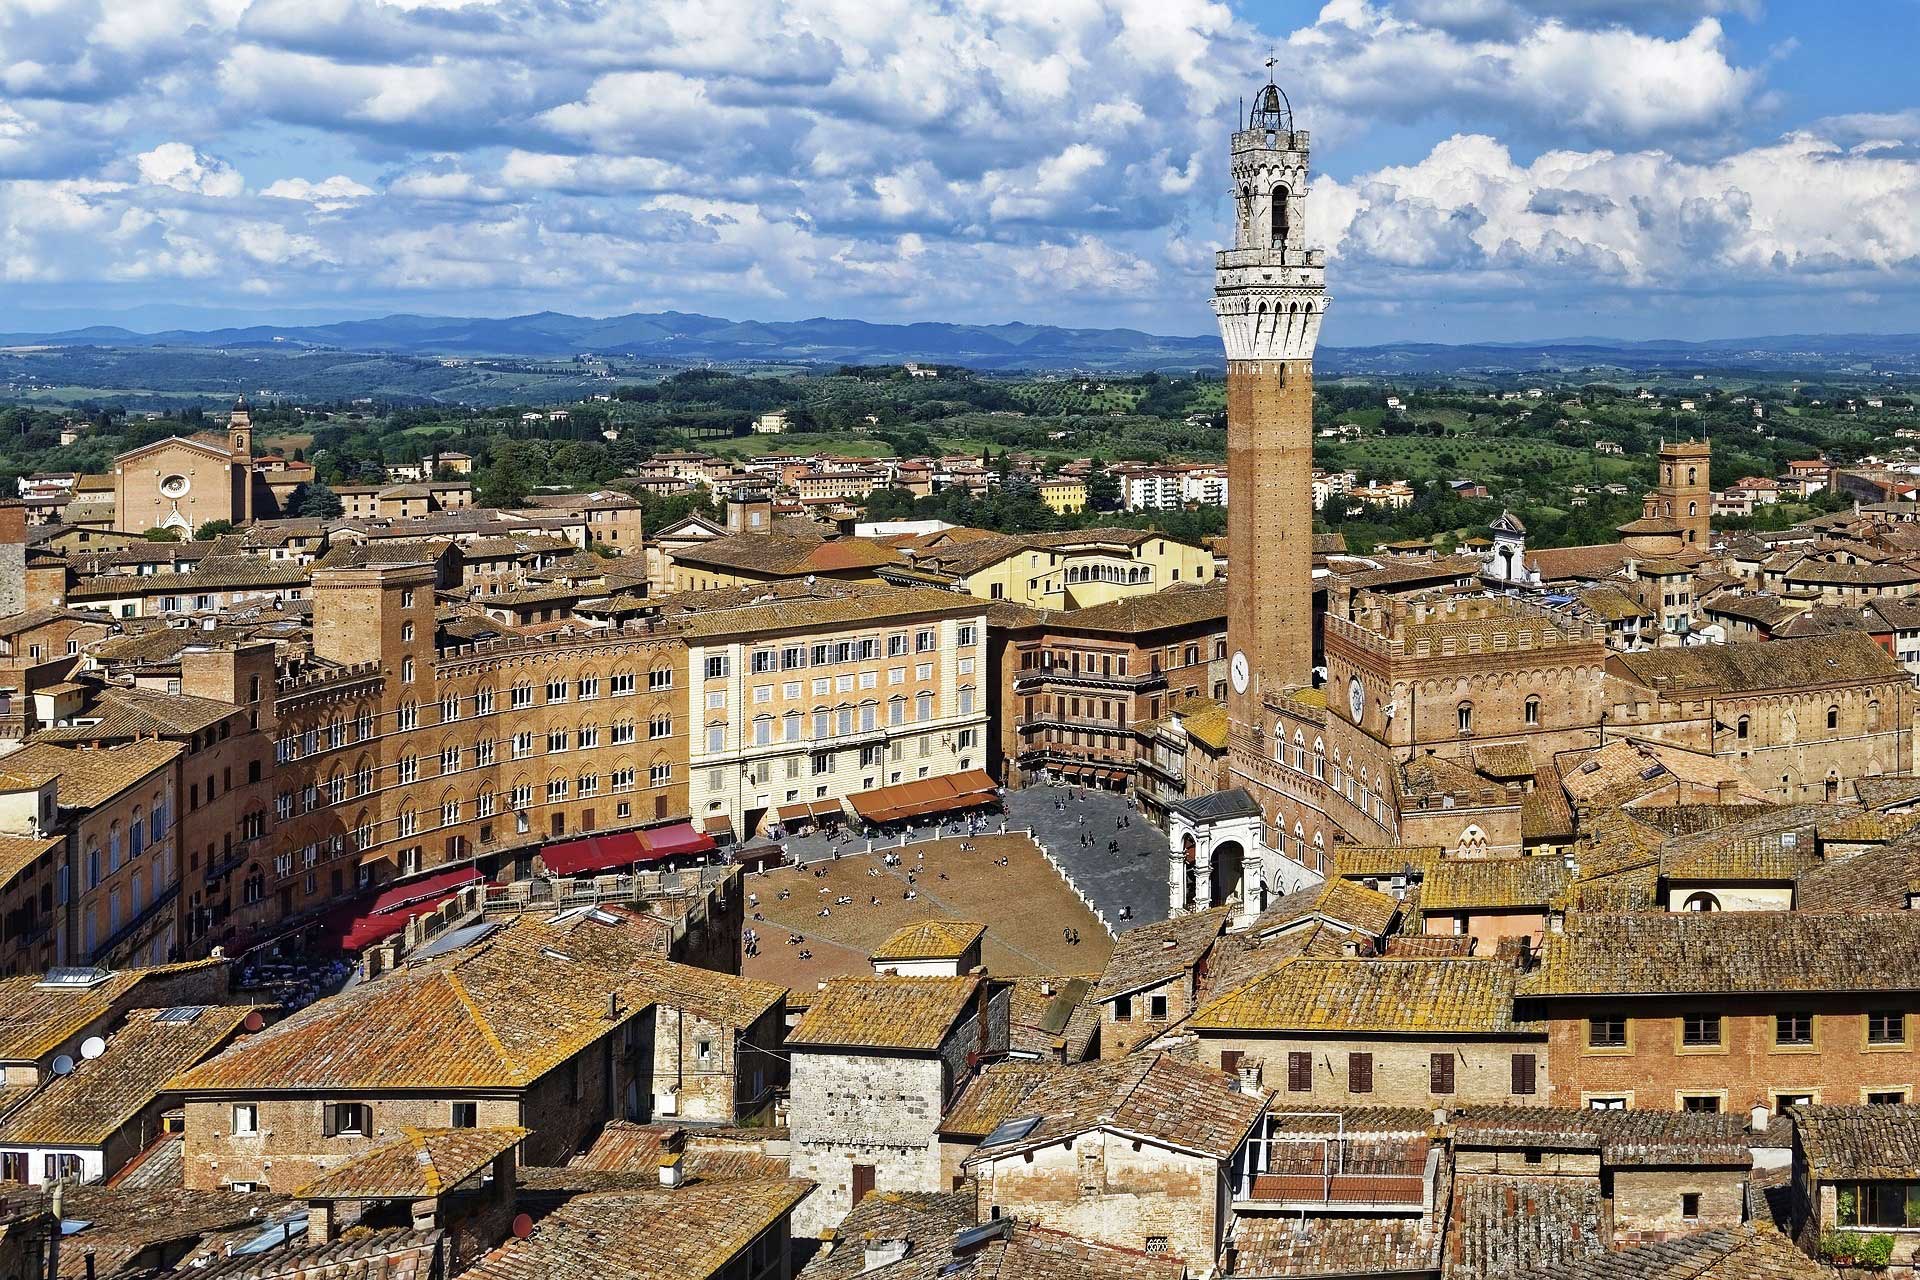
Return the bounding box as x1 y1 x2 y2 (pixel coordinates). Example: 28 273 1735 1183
432 616 685 674
275 660 383 705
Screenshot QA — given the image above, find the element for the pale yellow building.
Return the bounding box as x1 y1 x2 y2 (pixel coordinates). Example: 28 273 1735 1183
885 527 1214 610
1036 478 1089 515
659 582 991 839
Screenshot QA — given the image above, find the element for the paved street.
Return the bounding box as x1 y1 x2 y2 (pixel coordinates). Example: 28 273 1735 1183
764 782 1170 933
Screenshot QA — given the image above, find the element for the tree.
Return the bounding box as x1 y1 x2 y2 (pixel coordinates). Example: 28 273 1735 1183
143 526 181 542
195 520 235 541
1086 457 1122 512
294 482 343 518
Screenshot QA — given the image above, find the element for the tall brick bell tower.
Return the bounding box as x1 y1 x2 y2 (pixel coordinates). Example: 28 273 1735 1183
1167 71 1328 920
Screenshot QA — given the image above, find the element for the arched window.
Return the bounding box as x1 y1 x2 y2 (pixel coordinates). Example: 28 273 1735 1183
1736 716 1749 740
1687 501 1697 516
1457 702 1473 735
1868 700 1882 731
1683 891 1720 912
1687 467 1697 486
1524 696 1541 727
1827 704 1840 731
1826 772 1840 802
1271 185 1289 244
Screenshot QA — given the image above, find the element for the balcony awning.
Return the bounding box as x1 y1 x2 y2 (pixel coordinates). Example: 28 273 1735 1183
637 821 717 859
847 769 999 824
540 832 646 877
319 865 485 953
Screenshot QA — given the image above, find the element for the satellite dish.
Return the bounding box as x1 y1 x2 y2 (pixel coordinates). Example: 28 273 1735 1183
51 1055 75 1077
79 1036 106 1061
510 1213 533 1240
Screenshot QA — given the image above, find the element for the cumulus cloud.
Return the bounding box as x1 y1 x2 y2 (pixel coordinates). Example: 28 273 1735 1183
0 0 1912 338
134 142 245 196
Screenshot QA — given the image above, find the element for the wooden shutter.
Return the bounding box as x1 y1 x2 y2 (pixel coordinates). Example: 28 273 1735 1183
1512 1052 1537 1096
852 1163 876 1205
321 1103 338 1137
1288 1051 1311 1092
1430 1052 1455 1095
1348 1052 1373 1094
1220 1050 1244 1078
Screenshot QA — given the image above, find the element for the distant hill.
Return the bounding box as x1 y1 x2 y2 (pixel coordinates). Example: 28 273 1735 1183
1 309 1915 376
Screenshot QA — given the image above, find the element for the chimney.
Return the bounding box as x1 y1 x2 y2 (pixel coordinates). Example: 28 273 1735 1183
1341 939 1360 958
1546 909 1565 935
658 1127 687 1188
862 1237 911 1272
1237 1060 1264 1093
1750 1102 1773 1134
1433 1106 1449 1127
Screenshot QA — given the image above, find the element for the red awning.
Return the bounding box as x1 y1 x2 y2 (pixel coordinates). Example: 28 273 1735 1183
335 892 460 952
360 865 483 915
541 831 646 877
317 865 486 953
637 822 717 859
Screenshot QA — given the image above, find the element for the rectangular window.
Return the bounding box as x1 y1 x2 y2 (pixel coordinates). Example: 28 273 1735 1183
1347 1052 1373 1095
1511 1053 1537 1096
1430 1053 1455 1095
1683 1014 1721 1048
648 668 673 691
323 1102 371 1137
1287 1053 1310 1092
704 655 731 680
1147 994 1168 1022
232 1104 259 1136
451 1102 477 1129
1777 1012 1814 1047
610 672 635 696
1870 1011 1907 1045
1681 1094 1721 1113
1588 1016 1627 1049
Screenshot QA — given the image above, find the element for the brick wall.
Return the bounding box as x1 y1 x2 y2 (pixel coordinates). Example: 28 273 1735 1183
1195 1033 1549 1108
974 1132 1222 1267
1545 994 1920 1112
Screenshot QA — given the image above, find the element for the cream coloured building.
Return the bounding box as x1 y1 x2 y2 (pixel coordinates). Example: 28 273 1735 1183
659 582 991 839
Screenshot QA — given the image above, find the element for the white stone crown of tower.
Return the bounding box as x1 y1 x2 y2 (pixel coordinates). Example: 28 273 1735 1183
1213 79 1328 362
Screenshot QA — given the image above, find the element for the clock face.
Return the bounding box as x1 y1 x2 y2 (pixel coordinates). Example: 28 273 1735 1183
1348 676 1365 722
1230 651 1249 694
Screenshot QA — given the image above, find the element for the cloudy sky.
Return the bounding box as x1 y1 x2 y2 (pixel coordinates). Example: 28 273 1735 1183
3 0 1918 343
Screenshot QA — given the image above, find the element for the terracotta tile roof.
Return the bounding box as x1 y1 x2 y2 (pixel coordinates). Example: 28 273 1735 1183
1526 541 1631 583
1327 846 1442 880
1652 804 1837 882
175 912 770 1092
1422 857 1572 913
1446 1173 1604 1280
66 562 310 599
1229 1215 1443 1277
939 1060 1055 1139
1092 907 1227 1003
797 1189 976 1280
963 1053 1265 1163
1578 584 1655 622
1474 743 1538 779
0 1005 252 1147
1795 1103 1920 1180
1193 957 1536 1035
293 1126 525 1199
987 1223 1187 1280
1522 782 1578 841
35 684 236 740
1526 911 1920 997
1005 975 1100 1060
871 919 986 962
0 834 63 888
0 960 223 1063
1384 934 1477 957
1853 775 1920 812
21 1185 292 1279
194 1226 444 1280
567 1122 788 1181
1182 701 1229 750
462 1180 812 1280
1519 1225 1827 1280
3 738 182 805
1249 880 1402 942
1450 1106 1751 1166
1048 584 1227 635
1612 632 1901 695
657 581 978 638
787 974 983 1052
1795 841 1920 913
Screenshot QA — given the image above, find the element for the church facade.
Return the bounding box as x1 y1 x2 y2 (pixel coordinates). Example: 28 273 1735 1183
112 402 271 535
